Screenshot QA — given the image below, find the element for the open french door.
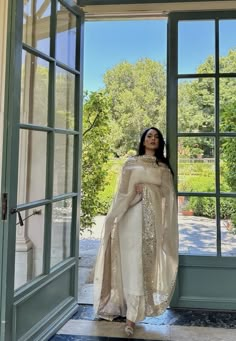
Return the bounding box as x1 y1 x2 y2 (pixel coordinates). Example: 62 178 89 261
168 11 236 310
0 1 84 340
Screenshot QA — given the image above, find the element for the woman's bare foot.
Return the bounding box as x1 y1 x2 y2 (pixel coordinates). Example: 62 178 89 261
124 319 135 337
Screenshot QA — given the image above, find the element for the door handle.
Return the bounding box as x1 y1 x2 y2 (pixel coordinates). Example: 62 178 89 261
11 208 24 226
1 193 8 220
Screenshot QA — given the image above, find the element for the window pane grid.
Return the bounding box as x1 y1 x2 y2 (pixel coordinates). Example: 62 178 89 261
177 17 236 257
14 0 82 295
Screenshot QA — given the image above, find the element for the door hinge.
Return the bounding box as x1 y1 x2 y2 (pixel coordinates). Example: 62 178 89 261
2 193 8 220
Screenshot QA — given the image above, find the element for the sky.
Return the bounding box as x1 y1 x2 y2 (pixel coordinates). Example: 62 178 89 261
22 2 236 92
84 19 236 92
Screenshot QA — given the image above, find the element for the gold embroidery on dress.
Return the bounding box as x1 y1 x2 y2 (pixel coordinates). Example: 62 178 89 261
142 186 157 315
94 155 178 321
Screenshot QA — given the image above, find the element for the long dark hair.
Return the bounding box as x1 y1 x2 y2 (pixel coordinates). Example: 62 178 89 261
138 127 173 173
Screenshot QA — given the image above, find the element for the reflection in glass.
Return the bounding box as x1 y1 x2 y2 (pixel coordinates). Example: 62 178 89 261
14 206 45 290
21 52 49 125
56 4 76 68
220 78 236 132
53 134 73 196
55 67 75 129
51 199 72 267
220 137 236 193
178 137 215 193
23 0 51 54
178 20 214 74
178 78 215 133
178 196 216 255
221 198 236 256
17 130 47 204
219 20 236 73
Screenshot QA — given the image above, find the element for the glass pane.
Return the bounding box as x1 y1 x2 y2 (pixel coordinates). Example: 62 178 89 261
21 52 49 126
178 20 215 74
17 130 47 204
178 137 215 192
56 3 76 68
220 137 236 193
178 78 215 133
23 0 51 55
53 134 73 196
221 198 236 256
0 7 7 191
219 78 236 132
14 206 45 290
50 199 72 267
178 196 216 255
219 20 236 73
55 67 75 129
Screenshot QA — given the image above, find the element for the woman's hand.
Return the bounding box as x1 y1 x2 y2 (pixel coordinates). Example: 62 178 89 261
135 184 143 194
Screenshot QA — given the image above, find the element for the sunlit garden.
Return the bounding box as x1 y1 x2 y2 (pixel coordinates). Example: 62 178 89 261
81 51 236 247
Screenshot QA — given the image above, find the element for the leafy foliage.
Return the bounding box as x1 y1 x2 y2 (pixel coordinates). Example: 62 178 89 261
97 158 124 215
103 58 166 155
220 101 236 191
81 51 236 230
189 197 215 219
176 50 236 229
81 91 112 231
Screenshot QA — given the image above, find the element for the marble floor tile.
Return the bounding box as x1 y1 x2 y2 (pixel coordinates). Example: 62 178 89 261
51 335 168 341
51 336 109 341
170 325 236 341
78 284 94 304
72 305 236 329
57 319 171 340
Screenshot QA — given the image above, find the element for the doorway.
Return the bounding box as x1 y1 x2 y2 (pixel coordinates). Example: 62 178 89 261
79 17 168 304
1 2 236 341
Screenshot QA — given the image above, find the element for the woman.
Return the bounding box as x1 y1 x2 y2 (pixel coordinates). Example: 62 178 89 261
94 127 178 337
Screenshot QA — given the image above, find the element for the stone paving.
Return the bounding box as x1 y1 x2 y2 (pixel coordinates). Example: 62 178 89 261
78 215 236 304
178 215 236 256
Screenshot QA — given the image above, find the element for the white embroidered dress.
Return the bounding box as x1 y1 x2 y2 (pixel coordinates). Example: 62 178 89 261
94 155 178 322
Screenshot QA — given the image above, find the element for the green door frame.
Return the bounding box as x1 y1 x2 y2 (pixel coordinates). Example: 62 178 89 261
0 0 24 339
1 2 236 341
167 10 236 310
0 1 84 340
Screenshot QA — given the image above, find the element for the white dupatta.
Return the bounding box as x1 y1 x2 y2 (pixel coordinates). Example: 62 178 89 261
94 156 178 321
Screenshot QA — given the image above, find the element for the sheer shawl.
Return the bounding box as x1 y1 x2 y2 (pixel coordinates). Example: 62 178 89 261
94 155 178 320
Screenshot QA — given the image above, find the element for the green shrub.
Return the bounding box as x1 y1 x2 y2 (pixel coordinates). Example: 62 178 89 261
188 197 235 220
232 213 236 229
189 197 215 218
220 198 235 219
97 158 124 215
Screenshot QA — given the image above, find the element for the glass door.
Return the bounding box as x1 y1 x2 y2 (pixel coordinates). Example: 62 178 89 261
1 1 84 340
168 11 236 310
0 0 9 338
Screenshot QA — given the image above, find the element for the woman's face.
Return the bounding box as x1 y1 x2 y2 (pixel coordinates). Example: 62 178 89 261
143 129 159 151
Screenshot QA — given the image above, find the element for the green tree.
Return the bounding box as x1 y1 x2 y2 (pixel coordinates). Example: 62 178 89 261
103 58 166 155
81 91 112 231
178 57 215 157
179 50 236 227
220 63 236 194
178 52 236 159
